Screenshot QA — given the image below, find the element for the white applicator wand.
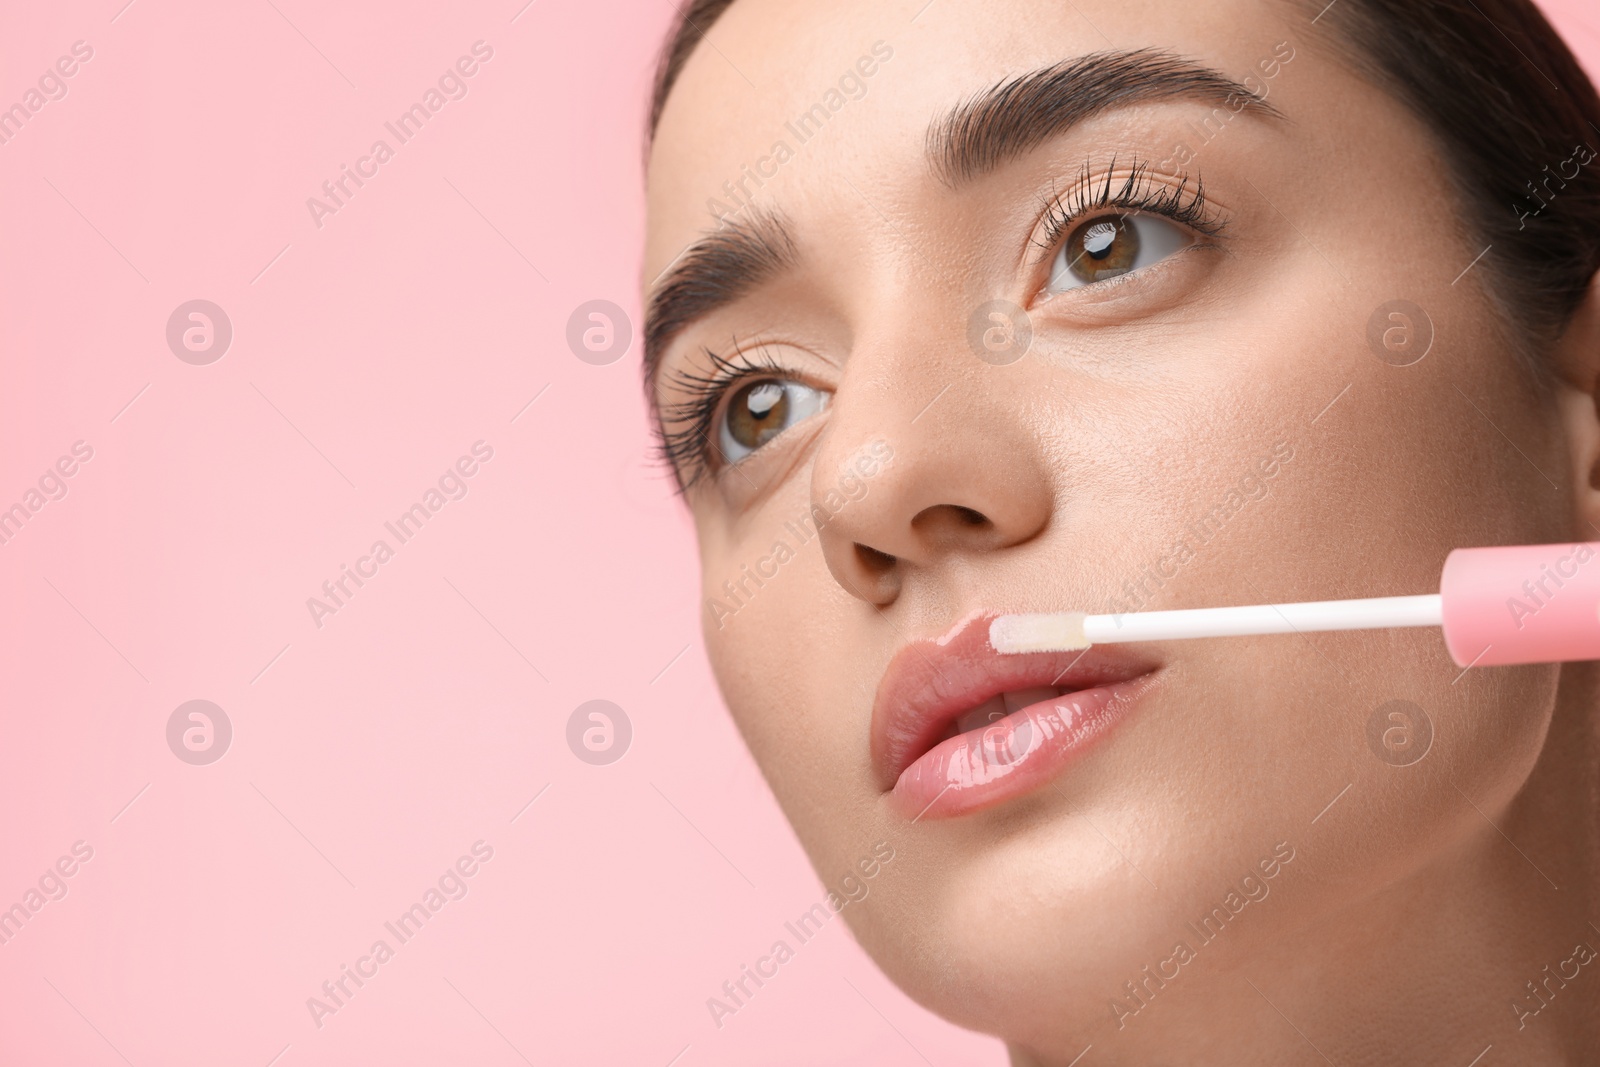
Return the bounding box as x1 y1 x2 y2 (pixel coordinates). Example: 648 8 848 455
989 542 1600 668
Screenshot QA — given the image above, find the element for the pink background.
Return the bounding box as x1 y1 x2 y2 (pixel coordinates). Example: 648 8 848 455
1 1 1595 1064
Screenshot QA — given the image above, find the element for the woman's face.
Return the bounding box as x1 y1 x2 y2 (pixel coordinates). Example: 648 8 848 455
644 0 1579 1051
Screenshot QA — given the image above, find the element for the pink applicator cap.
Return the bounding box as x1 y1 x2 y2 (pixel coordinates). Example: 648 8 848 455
1440 542 1600 667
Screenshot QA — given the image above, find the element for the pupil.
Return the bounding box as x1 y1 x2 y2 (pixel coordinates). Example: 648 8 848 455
747 382 783 420
1083 221 1119 260
727 379 792 454
1065 214 1140 284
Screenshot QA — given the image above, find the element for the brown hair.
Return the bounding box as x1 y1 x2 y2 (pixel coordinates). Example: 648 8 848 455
1295 0 1600 366
647 0 740 145
647 1 1600 364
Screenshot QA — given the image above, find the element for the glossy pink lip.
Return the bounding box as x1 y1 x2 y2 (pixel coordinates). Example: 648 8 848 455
870 610 1161 820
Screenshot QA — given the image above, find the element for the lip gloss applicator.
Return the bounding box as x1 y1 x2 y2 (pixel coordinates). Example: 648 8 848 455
990 542 1600 668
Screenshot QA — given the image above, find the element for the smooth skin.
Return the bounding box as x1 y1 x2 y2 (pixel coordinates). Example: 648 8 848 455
642 0 1600 1062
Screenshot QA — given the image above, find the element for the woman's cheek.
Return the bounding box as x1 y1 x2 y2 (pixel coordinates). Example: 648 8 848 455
701 539 831 757
1430 662 1559 817
701 537 881 856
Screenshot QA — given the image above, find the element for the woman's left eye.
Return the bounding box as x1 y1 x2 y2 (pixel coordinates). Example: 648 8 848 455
1046 212 1194 291
716 377 830 465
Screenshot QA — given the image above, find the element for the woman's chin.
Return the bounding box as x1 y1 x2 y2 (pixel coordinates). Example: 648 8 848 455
843 831 1163 1041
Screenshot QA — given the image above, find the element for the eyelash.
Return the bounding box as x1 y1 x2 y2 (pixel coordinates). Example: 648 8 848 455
1032 155 1224 261
655 338 804 492
655 157 1225 490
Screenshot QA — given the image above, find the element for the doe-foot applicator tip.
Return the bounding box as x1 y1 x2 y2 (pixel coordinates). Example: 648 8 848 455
988 612 1090 654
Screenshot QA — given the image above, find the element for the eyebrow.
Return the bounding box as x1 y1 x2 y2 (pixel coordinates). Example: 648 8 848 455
643 208 797 389
643 48 1280 388
927 47 1281 186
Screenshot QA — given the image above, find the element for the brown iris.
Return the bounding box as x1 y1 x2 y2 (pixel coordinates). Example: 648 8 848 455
1062 214 1140 284
724 380 790 454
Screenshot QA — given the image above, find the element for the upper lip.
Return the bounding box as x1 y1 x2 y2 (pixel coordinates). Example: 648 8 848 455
869 609 1161 790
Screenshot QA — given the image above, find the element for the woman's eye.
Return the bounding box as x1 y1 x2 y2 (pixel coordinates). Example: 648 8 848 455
1047 212 1194 291
717 378 830 465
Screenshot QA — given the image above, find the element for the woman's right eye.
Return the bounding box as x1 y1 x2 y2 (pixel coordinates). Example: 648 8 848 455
716 378 830 465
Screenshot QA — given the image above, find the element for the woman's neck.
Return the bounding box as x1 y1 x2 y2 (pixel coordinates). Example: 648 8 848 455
1009 664 1600 1066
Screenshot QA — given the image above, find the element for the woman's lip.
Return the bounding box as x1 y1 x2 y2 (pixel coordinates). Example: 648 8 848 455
889 673 1161 820
869 610 1162 814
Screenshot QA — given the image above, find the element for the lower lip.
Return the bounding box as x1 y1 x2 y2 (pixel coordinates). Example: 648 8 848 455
889 673 1159 820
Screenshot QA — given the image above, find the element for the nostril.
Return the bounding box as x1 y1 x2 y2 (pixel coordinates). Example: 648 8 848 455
856 543 896 574
952 506 989 526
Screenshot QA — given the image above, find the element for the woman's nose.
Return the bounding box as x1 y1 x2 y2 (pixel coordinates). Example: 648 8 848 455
810 353 1054 606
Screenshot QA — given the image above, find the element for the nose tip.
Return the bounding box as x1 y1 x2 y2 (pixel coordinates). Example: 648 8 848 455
815 427 1050 606
805 322 1055 610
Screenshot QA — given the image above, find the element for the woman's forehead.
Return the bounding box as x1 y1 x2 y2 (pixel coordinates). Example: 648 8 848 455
641 0 1318 372
643 0 1295 275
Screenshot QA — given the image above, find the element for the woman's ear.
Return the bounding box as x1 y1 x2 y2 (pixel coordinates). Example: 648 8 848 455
1554 268 1600 534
